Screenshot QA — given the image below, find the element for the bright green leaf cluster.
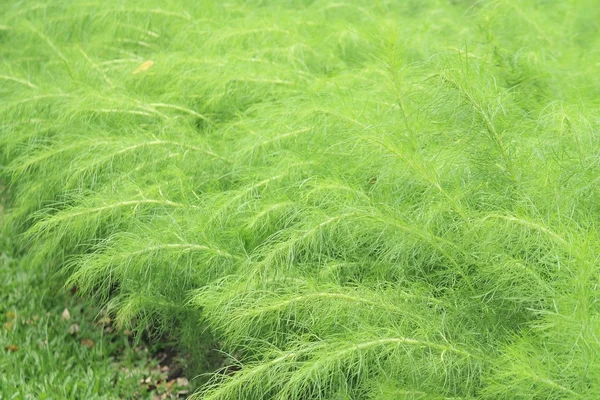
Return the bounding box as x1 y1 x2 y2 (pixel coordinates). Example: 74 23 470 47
2 0 600 398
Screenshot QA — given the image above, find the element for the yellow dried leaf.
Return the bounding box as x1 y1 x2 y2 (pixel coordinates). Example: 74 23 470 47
68 323 80 335
133 60 154 74
176 377 189 387
5 344 18 352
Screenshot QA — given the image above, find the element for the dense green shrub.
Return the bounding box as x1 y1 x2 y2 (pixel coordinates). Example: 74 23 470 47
2 0 599 398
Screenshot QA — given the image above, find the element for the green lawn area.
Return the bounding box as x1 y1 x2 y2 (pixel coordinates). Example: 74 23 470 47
1 0 600 399
0 235 192 399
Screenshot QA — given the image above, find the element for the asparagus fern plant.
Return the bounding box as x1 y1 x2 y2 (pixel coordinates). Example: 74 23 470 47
1 0 599 398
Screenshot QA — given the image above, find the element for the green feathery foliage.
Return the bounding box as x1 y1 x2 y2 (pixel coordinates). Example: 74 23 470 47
2 0 600 398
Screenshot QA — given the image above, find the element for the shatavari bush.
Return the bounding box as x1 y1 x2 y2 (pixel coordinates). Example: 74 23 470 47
1 0 599 398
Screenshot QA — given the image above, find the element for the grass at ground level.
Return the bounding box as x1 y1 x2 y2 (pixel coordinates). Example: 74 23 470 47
0 235 193 399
